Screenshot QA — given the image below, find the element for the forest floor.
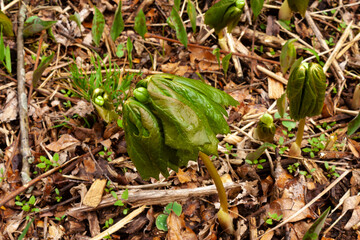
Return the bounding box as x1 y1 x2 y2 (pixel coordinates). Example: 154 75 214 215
0 0 360 239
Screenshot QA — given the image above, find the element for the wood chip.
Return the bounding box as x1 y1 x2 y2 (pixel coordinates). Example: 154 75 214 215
268 72 284 99
83 179 107 208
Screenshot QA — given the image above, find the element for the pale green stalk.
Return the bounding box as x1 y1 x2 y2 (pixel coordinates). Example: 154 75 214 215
199 151 234 234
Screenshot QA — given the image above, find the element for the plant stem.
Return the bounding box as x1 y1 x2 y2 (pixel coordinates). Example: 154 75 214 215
199 152 234 234
218 31 229 52
295 118 306 147
199 152 228 212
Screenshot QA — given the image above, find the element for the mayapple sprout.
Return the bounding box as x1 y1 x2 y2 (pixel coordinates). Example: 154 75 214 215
279 0 310 20
123 74 239 234
205 0 245 51
287 62 326 156
254 113 276 143
91 88 118 123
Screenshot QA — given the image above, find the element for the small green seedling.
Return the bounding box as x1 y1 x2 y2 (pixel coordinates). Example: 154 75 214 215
36 153 60 172
99 146 113 162
302 134 326 158
0 168 5 182
224 143 237 157
245 158 266 169
324 162 340 178
15 195 40 219
156 202 182 231
265 212 283 225
55 214 66 222
54 188 62 202
103 218 114 229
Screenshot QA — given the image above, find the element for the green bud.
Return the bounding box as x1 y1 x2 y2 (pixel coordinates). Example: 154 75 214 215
205 0 245 33
133 87 150 103
287 62 326 121
254 113 276 142
94 96 105 106
91 88 118 123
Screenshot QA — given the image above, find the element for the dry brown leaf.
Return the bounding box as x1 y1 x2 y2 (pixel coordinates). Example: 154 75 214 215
223 134 242 145
260 229 274 240
65 100 94 118
288 222 313 240
48 221 65 240
167 212 197 240
269 197 314 222
343 195 360 214
4 212 23 236
176 168 192 184
0 89 18 123
161 62 190 76
188 46 220 71
348 139 360 158
345 206 360 230
46 134 81 152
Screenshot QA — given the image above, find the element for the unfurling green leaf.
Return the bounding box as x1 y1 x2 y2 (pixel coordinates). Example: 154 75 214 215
69 12 82 32
23 16 57 37
287 62 326 121
222 53 232 77
204 0 245 33
250 0 264 19
147 78 219 155
33 52 54 87
111 1 125 41
127 37 133 68
125 74 239 180
167 8 188 48
280 39 297 75
288 0 309 17
246 142 276 161
92 7 105 46
303 207 331 240
0 10 13 36
187 0 197 33
276 93 287 118
123 98 170 179
134 9 147 39
91 88 118 123
254 113 276 142
348 113 360 136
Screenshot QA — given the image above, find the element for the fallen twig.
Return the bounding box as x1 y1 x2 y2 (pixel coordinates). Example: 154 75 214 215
66 181 256 214
17 0 33 186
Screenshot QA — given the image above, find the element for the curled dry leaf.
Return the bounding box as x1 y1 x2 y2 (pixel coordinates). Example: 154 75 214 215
223 133 242 145
65 100 94 118
345 206 360 230
167 212 197 240
46 134 81 152
0 89 18 123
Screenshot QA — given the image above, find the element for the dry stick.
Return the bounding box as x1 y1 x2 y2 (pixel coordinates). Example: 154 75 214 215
323 21 353 72
144 33 280 65
17 0 33 187
336 31 360 59
256 65 288 85
67 181 249 213
90 205 146 240
226 32 243 79
0 146 102 208
258 169 351 239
